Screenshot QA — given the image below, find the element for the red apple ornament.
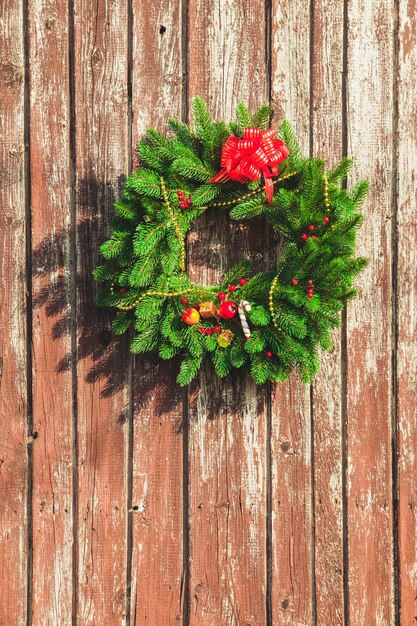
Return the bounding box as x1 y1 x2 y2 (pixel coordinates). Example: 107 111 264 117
218 301 238 319
182 307 200 325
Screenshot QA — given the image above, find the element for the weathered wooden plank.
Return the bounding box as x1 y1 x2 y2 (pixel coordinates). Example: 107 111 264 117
396 0 417 622
73 0 130 622
270 2 314 624
0 1 28 623
187 2 268 624
345 0 395 622
311 1 345 622
129 2 186 622
28 0 74 622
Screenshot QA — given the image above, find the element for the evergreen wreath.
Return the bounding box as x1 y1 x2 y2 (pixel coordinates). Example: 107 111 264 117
94 98 368 385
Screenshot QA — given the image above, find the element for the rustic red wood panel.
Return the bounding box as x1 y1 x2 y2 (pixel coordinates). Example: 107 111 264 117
28 0 74 622
345 0 395 622
73 0 130 622
0 1 28 623
129 2 186 623
311 1 345 623
397 0 417 622
187 1 269 624
270 3 314 623
4 0 417 623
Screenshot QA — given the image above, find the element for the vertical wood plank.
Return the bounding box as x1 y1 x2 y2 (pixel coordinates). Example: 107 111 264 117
28 0 74 622
311 1 345 623
397 0 417 622
73 0 130 622
187 2 268 624
0 1 28 623
270 3 314 624
129 2 186 623
345 0 395 622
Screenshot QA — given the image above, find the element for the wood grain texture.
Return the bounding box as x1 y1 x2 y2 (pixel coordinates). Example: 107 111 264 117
73 0 130 622
345 0 395 623
311 1 345 623
28 0 74 622
270 2 314 624
397 0 417 622
0 1 28 624
129 2 186 622
187 1 268 624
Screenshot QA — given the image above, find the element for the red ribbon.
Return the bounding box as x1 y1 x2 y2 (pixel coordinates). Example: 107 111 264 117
209 127 289 204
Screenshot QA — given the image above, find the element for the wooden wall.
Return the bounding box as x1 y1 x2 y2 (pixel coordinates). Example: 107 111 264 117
0 0 416 624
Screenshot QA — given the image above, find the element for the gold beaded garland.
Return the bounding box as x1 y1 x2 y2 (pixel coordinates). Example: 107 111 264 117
207 170 298 208
268 275 282 332
161 177 186 271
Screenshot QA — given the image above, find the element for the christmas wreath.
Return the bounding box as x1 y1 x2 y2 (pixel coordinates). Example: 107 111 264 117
94 98 367 385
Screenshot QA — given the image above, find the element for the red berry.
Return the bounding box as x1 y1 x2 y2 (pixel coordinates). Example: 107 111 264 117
120 287 127 293
218 292 226 301
181 297 189 304
323 216 330 223
266 351 272 358
265 268 271 273
213 325 220 333
239 278 247 285
206 328 213 335
185 197 191 206
195 303 200 309
307 292 313 298
301 233 308 241
308 224 315 231
199 327 205 334
180 202 187 209
176 190 183 196
308 280 313 286
228 284 236 292
291 278 298 286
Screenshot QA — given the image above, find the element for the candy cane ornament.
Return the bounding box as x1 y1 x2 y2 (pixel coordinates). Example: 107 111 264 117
238 300 252 340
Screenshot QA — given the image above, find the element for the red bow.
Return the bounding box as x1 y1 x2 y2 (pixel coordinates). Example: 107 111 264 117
209 128 289 204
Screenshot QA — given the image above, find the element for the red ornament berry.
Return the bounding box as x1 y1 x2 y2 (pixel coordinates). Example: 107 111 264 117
176 190 183 197
265 268 271 273
218 301 238 319
120 287 127 293
181 297 189 304
195 303 200 309
185 197 191 206
323 216 330 223
199 327 205 334
291 278 298 286
213 325 220 333
239 278 247 285
307 292 313 298
228 284 236 292
266 351 273 358
301 233 308 241
218 292 226 301
308 224 315 231
308 280 313 286
180 202 187 209
206 328 213 335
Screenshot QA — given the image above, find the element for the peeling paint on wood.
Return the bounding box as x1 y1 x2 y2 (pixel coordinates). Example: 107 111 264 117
345 0 396 623
397 0 417 623
311 1 345 623
0 1 28 624
28 0 74 622
73 0 130 623
129 3 186 623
